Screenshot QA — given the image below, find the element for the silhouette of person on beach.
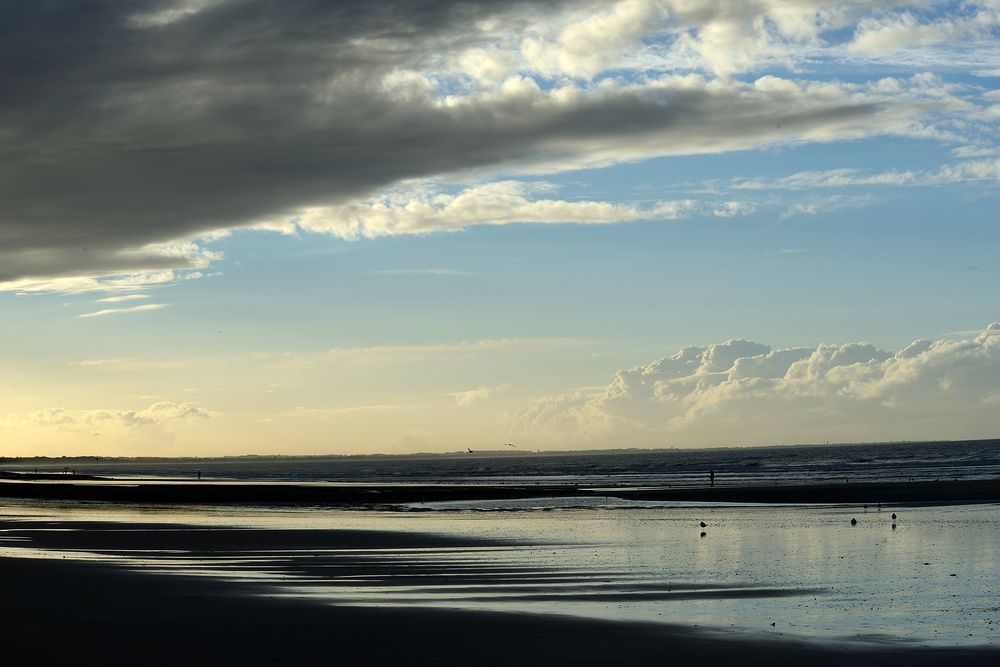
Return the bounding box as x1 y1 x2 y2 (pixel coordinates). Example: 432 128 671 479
709 469 715 487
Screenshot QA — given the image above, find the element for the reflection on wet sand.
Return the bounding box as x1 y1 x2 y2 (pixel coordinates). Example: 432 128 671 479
0 516 817 611
1 500 998 651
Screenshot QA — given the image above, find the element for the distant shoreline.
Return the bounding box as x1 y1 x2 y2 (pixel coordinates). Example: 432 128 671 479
1 476 997 507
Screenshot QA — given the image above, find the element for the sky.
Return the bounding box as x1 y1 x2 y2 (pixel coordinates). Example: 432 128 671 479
2 0 999 456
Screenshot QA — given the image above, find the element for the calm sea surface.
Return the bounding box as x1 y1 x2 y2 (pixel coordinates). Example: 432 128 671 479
4 439 1000 487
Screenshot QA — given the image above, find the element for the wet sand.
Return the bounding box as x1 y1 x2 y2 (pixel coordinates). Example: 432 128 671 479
606 478 1000 505
2 515 998 666
1 476 998 505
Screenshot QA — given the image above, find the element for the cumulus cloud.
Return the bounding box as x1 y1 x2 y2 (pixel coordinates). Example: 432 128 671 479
451 384 512 407
851 3 1000 54
23 401 216 431
514 1 933 79
509 323 1000 447
522 0 669 78
0 1 980 289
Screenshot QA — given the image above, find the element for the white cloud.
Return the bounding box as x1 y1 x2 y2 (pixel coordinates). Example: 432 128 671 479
486 1 925 79
22 401 216 431
78 304 168 319
851 4 1000 54
95 294 151 304
451 384 512 407
74 358 188 372
522 0 668 78
780 193 877 219
732 157 1000 190
258 181 755 239
952 145 1000 158
2 270 204 296
509 323 1000 447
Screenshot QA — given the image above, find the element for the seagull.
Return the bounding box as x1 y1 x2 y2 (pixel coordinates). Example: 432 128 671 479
504 443 517 448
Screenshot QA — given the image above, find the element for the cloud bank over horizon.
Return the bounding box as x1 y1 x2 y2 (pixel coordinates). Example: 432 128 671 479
1 401 217 455
510 323 1000 449
4 324 1000 455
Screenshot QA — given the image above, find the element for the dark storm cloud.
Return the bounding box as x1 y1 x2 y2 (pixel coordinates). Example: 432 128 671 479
0 0 907 282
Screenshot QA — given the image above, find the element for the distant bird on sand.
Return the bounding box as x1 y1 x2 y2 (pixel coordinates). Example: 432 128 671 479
699 521 707 528
891 513 897 520
700 532 707 538
850 518 857 525
467 448 473 453
504 443 517 448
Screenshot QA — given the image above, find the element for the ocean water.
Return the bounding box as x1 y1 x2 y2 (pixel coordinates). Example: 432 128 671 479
4 439 1000 488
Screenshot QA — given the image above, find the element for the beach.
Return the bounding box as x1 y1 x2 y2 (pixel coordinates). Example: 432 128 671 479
2 552 996 666
2 486 999 665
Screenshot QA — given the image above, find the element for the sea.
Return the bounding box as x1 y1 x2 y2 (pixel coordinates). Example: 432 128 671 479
4 438 1000 488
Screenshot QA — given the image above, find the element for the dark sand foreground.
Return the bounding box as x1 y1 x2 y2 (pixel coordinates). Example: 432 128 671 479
3 557 997 667
2 514 999 666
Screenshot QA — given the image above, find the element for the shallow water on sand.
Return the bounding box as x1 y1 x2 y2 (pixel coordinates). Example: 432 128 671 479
1 500 998 646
